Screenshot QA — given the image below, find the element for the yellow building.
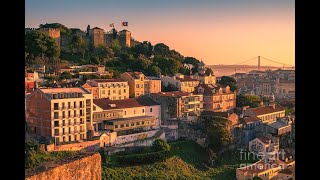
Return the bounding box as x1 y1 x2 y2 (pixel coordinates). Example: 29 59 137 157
244 104 285 124
144 76 162 94
26 88 93 145
161 73 199 93
120 72 147 97
82 79 129 100
195 84 236 112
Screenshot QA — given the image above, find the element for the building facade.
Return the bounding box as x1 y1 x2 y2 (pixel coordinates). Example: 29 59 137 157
92 97 161 135
120 72 147 97
161 74 199 93
82 79 129 100
244 104 285 124
194 83 236 112
150 91 203 125
26 88 93 145
144 76 162 94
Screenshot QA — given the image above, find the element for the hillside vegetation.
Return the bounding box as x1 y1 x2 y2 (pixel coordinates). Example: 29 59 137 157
102 140 257 180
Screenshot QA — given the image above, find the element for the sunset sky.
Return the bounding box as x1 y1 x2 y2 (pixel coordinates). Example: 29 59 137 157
25 0 294 66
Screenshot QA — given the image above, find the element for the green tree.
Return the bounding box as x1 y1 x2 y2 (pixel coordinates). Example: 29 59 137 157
69 34 85 56
151 139 171 152
59 71 72 80
25 31 60 58
219 76 238 92
111 39 121 56
205 68 214 76
201 116 233 152
154 56 182 76
154 43 171 56
183 57 200 74
91 45 115 65
130 41 153 57
236 94 262 108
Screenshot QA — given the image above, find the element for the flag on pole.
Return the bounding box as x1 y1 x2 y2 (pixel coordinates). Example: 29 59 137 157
109 23 114 27
122 22 128 26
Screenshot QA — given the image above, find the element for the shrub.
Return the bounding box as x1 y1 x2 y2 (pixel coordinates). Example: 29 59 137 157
116 150 171 165
151 138 171 152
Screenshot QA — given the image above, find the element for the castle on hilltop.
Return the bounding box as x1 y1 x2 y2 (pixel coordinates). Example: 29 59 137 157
25 25 140 52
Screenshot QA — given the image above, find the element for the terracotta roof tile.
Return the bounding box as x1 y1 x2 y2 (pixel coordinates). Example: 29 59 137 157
40 87 87 94
92 79 126 83
239 116 261 124
249 104 284 116
93 97 159 110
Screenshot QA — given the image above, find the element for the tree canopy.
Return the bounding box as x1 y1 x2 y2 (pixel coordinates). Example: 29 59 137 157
201 116 233 152
236 94 262 108
25 31 60 58
218 76 238 92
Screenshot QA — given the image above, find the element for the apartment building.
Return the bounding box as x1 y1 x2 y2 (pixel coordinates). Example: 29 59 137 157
144 76 162 94
243 104 285 124
26 88 93 145
92 96 161 136
120 72 146 97
150 91 203 125
194 83 236 112
161 73 199 93
82 79 129 100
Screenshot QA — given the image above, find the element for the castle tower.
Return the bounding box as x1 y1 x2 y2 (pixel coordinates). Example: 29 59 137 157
119 30 131 48
89 27 105 48
198 61 206 75
39 28 61 49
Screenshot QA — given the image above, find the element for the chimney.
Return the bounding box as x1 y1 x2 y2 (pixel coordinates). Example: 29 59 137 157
272 103 276 110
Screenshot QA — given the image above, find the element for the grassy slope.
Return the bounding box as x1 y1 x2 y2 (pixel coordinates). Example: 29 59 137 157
103 140 257 180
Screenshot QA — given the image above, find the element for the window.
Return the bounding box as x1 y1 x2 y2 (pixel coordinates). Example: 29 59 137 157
108 90 110 95
142 109 145 113
126 124 129 127
74 110 76 116
150 108 153 112
62 102 65 109
54 121 59 127
74 102 76 108
120 124 124 128
68 111 71 117
141 77 143 81
68 102 71 108
54 112 59 119
141 84 143 88
131 123 134 126
80 101 83 108
115 125 118 129
134 110 136 114
113 90 116 93
102 90 105 94
124 89 126 93
136 84 139 88
142 121 145 125
119 90 121 95
54 103 59 110
62 111 65 118
80 110 83 116
124 96 127 99
124 111 126 115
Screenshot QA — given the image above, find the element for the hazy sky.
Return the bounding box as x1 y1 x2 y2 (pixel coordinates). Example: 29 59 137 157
26 0 294 66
